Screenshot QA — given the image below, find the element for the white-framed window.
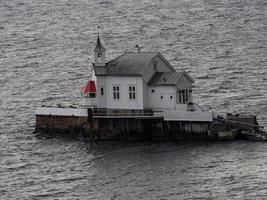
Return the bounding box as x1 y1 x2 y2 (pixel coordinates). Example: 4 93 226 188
177 89 189 104
113 85 120 100
129 85 136 100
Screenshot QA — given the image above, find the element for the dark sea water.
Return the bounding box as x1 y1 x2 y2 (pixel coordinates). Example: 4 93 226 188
1 0 267 199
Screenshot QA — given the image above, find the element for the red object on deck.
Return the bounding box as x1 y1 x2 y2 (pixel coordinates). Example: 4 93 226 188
81 80 96 93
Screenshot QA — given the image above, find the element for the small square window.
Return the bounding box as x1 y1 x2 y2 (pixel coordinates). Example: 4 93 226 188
97 53 102 58
151 89 155 93
161 96 163 99
170 96 173 99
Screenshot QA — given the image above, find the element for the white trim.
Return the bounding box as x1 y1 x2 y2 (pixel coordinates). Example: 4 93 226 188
164 111 213 122
35 107 88 117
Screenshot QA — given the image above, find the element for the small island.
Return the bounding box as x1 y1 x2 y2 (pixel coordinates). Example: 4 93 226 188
34 35 266 141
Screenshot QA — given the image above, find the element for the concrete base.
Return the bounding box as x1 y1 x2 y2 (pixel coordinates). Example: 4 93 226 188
34 107 262 141
35 114 213 141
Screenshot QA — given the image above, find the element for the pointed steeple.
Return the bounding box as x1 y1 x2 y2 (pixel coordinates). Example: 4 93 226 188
94 34 106 52
93 34 106 72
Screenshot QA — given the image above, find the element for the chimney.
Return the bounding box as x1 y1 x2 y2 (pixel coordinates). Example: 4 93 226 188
135 44 141 53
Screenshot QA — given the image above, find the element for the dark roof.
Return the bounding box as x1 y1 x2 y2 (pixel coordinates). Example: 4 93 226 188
94 35 106 52
105 52 173 76
148 72 194 86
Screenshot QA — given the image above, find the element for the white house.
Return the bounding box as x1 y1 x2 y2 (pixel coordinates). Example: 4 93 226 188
81 35 201 113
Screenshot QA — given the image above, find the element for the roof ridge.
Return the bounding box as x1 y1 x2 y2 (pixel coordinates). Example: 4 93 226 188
106 51 159 65
119 51 159 54
106 52 129 65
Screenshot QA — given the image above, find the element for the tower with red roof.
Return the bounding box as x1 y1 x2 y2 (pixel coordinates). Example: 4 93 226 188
80 80 97 107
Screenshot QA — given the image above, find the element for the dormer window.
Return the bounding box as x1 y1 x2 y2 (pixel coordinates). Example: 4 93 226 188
97 53 102 58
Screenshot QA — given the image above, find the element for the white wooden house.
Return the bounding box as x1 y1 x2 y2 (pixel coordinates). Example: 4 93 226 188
81 35 201 113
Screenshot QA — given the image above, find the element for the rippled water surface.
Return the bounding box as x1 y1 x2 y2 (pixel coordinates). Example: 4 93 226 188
1 0 267 199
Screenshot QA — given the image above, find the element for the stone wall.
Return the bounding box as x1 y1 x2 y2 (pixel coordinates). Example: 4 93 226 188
36 113 256 141
35 115 88 131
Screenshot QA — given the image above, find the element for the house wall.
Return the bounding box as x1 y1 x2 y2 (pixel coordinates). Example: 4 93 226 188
96 76 144 109
95 75 194 111
95 76 107 108
147 86 176 110
142 80 149 108
145 73 194 111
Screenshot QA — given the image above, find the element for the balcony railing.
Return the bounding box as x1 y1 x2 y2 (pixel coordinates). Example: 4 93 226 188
92 108 155 117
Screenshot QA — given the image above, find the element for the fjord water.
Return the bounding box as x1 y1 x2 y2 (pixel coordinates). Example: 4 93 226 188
1 0 266 199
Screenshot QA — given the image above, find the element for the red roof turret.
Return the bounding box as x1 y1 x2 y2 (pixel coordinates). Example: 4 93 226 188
81 80 96 93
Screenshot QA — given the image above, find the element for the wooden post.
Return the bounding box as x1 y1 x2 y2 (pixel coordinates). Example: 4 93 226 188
138 119 141 138
160 119 164 138
126 119 129 137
